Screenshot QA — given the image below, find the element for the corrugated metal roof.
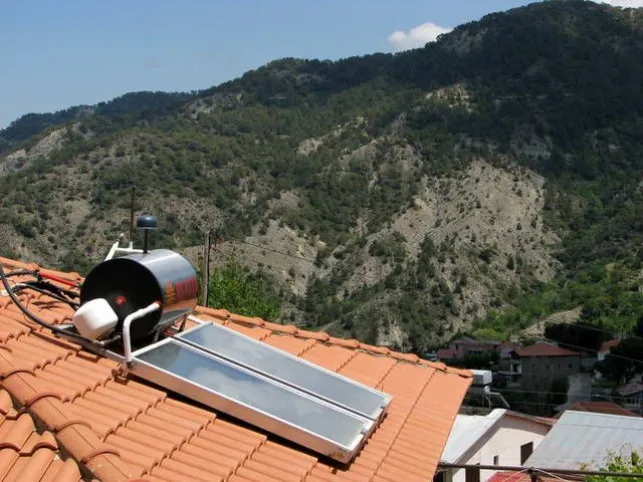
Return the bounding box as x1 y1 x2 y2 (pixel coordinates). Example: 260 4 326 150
441 409 507 462
525 410 643 470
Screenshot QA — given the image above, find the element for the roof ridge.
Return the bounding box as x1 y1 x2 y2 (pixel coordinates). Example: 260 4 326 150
0 257 82 283
194 307 472 378
0 256 471 379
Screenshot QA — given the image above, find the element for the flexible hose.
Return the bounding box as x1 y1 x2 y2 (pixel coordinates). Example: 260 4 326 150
18 282 80 308
0 262 96 345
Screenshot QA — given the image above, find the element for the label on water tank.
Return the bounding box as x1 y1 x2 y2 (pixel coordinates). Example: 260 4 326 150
164 278 198 305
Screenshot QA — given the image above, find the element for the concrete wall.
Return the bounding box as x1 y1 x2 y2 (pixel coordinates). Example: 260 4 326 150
520 355 580 391
567 373 593 404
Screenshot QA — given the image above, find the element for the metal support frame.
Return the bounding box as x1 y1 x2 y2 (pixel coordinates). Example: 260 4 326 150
123 302 161 363
104 239 144 261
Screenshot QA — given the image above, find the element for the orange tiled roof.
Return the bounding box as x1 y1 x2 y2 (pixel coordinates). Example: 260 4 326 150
599 339 619 353
0 256 472 482
0 388 83 481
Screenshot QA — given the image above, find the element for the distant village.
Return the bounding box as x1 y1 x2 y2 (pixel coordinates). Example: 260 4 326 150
432 335 642 417
432 335 643 482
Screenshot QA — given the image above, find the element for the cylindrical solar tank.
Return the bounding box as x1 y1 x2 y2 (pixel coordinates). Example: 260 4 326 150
80 249 198 343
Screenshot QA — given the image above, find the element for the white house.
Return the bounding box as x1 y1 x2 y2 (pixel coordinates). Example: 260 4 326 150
438 409 554 482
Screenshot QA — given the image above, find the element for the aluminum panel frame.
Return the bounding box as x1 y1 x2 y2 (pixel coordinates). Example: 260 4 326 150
177 321 392 420
129 338 374 463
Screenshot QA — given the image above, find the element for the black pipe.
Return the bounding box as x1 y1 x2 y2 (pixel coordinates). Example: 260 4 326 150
0 262 95 345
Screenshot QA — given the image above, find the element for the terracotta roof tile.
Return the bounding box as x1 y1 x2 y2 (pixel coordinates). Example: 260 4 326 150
0 256 472 482
263 333 317 355
0 388 83 482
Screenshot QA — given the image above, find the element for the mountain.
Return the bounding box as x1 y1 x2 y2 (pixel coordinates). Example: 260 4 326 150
0 91 199 153
2 0 643 353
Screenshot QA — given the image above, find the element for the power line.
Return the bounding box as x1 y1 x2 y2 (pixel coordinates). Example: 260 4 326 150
492 387 598 396
438 462 643 480
542 320 643 344
465 398 560 409
221 237 393 286
543 337 643 365
231 238 317 264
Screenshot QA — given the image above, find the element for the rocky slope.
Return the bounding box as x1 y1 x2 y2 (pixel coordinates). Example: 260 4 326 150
2 0 643 351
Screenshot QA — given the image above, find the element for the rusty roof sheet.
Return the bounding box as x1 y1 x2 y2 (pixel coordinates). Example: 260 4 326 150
555 401 640 418
517 342 578 357
0 256 472 482
487 471 579 482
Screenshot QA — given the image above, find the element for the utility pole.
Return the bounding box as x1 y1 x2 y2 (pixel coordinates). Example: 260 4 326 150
201 230 210 307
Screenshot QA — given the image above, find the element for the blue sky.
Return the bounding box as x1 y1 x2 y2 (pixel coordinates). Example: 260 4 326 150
0 0 636 128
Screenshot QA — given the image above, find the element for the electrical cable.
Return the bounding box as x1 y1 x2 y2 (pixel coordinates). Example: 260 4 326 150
534 468 577 482
540 321 643 345
16 282 80 309
543 337 643 365
36 280 80 299
497 468 530 482
0 262 95 345
2 268 80 300
231 238 317 264
3 269 38 277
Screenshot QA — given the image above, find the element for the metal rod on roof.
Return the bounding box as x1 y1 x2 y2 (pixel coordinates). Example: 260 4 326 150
201 230 210 306
437 462 642 478
129 187 136 244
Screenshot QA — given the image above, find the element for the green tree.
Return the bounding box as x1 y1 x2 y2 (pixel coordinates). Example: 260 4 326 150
545 321 611 353
548 376 569 407
207 259 280 320
586 451 643 482
596 338 643 385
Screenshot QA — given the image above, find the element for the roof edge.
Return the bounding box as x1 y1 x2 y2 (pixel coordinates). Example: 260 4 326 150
505 410 557 426
442 408 553 464
1 256 471 378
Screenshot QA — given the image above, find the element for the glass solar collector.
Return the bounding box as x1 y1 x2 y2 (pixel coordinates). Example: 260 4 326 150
129 319 392 463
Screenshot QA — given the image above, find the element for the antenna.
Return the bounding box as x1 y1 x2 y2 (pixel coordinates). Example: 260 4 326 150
136 214 157 254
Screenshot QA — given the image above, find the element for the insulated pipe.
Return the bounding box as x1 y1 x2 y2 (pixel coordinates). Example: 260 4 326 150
123 302 161 363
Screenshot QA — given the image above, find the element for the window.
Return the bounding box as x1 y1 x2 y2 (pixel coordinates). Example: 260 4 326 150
465 466 480 482
433 471 445 482
493 455 499 466
521 442 534 464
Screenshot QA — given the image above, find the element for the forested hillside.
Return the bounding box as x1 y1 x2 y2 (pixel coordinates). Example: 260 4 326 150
2 0 643 353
